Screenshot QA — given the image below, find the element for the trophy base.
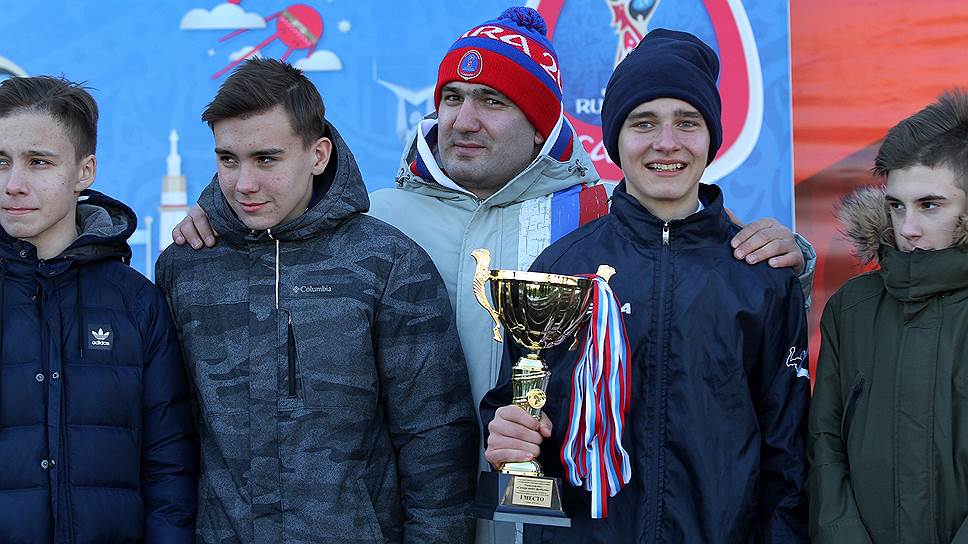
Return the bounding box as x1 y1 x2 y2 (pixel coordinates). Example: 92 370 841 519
468 471 571 527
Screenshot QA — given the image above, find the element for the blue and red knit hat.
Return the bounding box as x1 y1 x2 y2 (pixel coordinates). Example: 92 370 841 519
435 7 563 141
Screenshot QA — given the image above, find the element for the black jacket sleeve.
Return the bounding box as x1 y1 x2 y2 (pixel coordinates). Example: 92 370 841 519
140 282 197 543
751 273 811 542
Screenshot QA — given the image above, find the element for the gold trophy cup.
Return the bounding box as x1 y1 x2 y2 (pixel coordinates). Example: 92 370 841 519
468 248 614 526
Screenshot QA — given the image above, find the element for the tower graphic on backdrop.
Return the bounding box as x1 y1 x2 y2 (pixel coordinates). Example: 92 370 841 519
159 130 189 252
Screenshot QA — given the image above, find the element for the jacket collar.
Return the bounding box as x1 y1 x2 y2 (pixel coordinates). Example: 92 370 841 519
200 121 370 245
879 245 968 302
399 116 599 207
0 189 134 272
609 180 732 249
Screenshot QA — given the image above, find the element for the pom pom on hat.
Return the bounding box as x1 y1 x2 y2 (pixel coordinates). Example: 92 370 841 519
498 6 548 35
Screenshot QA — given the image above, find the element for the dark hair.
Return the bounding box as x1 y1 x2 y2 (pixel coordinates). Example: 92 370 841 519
873 88 968 192
202 58 326 148
0 76 98 159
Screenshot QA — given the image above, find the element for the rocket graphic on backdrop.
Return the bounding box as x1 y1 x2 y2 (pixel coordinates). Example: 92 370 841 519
159 130 189 251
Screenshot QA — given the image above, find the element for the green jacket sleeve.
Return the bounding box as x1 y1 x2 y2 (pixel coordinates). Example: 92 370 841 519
807 294 873 543
951 516 968 543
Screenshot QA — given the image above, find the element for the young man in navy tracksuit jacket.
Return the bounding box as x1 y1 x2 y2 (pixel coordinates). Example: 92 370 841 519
482 29 810 543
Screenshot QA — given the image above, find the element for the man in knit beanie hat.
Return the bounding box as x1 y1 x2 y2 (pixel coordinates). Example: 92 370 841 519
482 28 810 542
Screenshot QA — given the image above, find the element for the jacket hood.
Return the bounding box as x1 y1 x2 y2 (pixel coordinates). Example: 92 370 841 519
200 121 370 245
0 188 134 266
838 185 968 264
396 115 600 206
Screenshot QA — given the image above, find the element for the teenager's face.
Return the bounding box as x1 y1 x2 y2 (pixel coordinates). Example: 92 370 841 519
437 82 544 199
886 164 967 252
617 98 710 219
213 105 331 231
0 111 94 256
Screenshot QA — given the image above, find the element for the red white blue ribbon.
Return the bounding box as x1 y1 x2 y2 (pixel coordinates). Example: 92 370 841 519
559 275 632 518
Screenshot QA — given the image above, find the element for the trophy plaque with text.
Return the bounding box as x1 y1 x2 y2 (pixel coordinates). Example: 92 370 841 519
468 248 614 527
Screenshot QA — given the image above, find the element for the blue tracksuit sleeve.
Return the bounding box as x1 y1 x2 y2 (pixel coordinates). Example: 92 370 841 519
140 284 197 543
752 273 810 542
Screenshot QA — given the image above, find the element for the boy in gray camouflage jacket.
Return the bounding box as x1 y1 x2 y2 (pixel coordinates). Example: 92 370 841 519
156 58 478 544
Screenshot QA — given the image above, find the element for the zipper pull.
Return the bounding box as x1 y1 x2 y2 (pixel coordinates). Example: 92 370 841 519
662 223 670 245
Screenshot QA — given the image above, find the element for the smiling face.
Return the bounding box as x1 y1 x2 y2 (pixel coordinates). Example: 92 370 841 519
617 98 710 221
213 105 331 231
886 164 967 252
0 110 95 258
436 82 544 199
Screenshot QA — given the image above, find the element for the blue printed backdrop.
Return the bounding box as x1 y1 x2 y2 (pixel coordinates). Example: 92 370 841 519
0 0 792 277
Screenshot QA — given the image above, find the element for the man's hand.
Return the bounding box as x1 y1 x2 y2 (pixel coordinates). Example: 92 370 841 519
484 405 553 469
726 211 804 275
172 204 218 249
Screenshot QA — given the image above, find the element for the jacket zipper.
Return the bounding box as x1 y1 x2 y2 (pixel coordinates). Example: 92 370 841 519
649 221 672 539
842 376 866 445
269 231 298 399
38 284 57 536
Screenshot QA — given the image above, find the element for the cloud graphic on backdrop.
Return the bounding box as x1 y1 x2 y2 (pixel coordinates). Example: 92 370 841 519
180 3 266 30
229 46 264 61
294 50 342 72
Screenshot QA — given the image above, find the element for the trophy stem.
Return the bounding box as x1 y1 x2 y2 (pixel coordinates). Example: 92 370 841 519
512 353 550 420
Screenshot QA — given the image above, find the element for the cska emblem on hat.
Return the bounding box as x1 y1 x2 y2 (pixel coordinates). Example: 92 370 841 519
457 50 483 80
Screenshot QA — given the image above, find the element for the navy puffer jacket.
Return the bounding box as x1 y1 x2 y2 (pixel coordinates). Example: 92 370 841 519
0 190 197 543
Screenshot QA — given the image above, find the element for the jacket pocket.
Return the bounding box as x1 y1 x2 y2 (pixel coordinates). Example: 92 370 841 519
841 372 866 446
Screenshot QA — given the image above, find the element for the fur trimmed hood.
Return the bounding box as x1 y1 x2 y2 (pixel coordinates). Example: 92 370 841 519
838 185 968 263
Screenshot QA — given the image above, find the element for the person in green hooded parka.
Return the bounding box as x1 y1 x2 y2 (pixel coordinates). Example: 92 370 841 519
809 89 968 543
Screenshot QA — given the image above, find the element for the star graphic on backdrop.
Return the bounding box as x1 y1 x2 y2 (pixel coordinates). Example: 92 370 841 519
338 20 351 33
207 49 215 57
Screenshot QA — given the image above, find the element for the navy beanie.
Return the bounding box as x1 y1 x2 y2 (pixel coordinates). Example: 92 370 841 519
601 28 722 167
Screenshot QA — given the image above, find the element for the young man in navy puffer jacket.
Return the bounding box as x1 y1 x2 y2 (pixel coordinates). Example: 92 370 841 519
0 75 197 543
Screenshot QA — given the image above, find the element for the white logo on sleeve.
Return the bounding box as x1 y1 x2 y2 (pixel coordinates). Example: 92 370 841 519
89 325 113 351
621 303 631 314
784 347 809 379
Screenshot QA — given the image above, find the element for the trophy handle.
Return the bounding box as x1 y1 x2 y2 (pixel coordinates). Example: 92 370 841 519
471 248 504 343
596 264 616 283
567 264 617 351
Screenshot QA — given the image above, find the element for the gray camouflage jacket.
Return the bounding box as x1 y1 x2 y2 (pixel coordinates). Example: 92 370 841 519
156 123 478 544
